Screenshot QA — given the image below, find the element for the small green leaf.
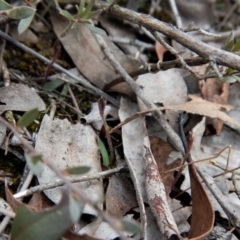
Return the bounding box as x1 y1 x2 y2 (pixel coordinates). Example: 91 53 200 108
226 67 235 74
11 190 84 240
60 84 68 96
222 31 234 51
222 76 235 83
80 0 95 19
8 6 36 20
18 13 34 34
78 0 85 15
85 9 102 19
121 220 141 234
74 23 81 41
60 10 73 21
233 75 240 82
68 195 82 223
44 79 64 91
25 152 43 177
60 21 73 38
71 21 78 29
64 166 90 175
98 137 109 167
0 0 12 10
17 108 39 128
84 23 107 35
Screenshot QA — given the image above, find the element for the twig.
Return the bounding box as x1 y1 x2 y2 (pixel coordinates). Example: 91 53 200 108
153 31 203 79
49 99 57 120
92 1 240 71
95 34 184 153
217 2 238 31
0 30 119 107
209 58 223 79
149 0 161 16
0 116 128 240
67 84 82 115
107 36 154 50
169 0 182 28
14 166 124 199
203 29 240 42
197 166 240 233
104 56 212 90
163 145 231 174
181 25 221 38
0 208 15 218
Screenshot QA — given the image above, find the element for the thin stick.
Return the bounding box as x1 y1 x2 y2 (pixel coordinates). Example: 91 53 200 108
14 166 124 199
0 116 128 240
67 84 82 115
163 145 231 174
153 31 203 79
0 208 15 218
95 34 184 153
92 1 240 71
0 30 119 107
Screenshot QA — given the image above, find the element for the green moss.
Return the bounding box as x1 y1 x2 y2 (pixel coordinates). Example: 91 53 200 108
3 39 71 77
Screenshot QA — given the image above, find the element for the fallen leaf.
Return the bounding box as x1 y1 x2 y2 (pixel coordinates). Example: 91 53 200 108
170 199 191 233
51 12 140 90
119 97 154 239
5 184 25 213
200 79 229 135
150 136 182 196
92 214 140 239
5 182 40 214
179 117 240 221
158 94 240 128
99 15 140 56
106 175 138 218
0 84 45 114
155 42 167 61
136 69 188 130
119 97 147 202
64 230 103 240
188 158 214 239
222 82 240 132
183 120 214 239
36 115 103 215
28 192 53 212
9 25 38 44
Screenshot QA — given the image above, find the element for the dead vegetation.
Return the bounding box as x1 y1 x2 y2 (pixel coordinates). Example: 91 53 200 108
1 0 240 240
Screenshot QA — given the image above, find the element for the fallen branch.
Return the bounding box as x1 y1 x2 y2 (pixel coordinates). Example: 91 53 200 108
0 30 119 107
95 34 184 153
94 1 240 71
